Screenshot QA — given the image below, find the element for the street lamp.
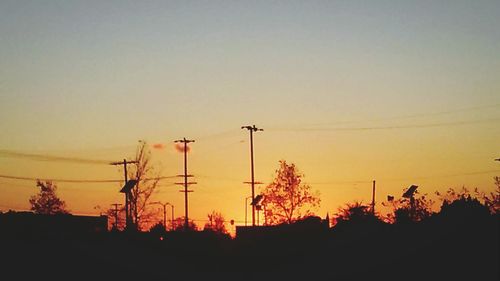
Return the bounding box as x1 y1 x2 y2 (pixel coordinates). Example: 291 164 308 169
166 203 174 231
150 201 174 231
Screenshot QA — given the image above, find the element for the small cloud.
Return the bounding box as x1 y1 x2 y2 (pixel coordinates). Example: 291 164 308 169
175 143 191 153
153 143 165 150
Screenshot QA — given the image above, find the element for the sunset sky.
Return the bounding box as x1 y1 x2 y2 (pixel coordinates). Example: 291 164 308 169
1 1 499 228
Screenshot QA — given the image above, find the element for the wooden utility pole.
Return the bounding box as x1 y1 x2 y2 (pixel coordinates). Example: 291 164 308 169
174 138 196 231
110 159 138 230
241 125 263 226
111 203 122 229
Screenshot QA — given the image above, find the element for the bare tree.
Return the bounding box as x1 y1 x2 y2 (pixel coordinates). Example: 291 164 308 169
29 180 69 215
261 160 320 225
173 217 198 231
203 211 227 234
105 207 126 231
481 177 500 214
127 141 161 231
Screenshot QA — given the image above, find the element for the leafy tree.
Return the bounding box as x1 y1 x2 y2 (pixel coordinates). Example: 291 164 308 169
149 222 167 236
29 180 68 215
203 211 227 234
261 160 320 225
437 186 497 216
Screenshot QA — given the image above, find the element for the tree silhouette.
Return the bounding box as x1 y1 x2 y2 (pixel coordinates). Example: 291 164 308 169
477 177 500 214
383 187 434 223
333 201 379 226
149 222 167 236
437 185 499 215
203 211 227 234
261 160 320 224
105 207 125 231
439 193 491 219
173 217 198 231
29 180 68 215
127 141 161 231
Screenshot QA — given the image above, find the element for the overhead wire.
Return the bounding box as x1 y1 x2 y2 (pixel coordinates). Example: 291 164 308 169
268 117 500 132
0 149 115 165
0 174 178 184
267 103 500 129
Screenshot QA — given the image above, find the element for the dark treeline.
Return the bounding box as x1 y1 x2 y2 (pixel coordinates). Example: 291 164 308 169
1 187 498 281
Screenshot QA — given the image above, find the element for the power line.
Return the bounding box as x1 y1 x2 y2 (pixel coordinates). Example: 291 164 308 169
0 174 177 184
308 169 500 186
268 118 500 132
268 103 500 129
378 169 500 182
195 129 240 141
0 149 114 164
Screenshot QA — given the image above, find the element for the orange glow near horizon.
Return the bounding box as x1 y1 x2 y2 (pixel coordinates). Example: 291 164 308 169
1 121 499 233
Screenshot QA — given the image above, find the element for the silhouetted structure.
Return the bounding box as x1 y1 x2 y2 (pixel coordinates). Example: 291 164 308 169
236 215 329 240
174 137 196 231
241 125 263 226
0 211 107 236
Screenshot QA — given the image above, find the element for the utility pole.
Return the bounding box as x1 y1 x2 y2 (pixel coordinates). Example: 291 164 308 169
241 125 263 226
110 203 122 229
110 159 138 230
371 180 376 215
174 138 196 231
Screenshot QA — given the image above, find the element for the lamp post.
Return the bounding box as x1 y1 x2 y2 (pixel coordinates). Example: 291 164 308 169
241 125 263 226
166 203 174 231
150 201 173 232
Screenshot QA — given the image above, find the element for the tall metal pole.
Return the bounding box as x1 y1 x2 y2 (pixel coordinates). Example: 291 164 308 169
242 125 263 226
371 180 376 215
162 204 167 230
169 204 174 230
245 196 251 226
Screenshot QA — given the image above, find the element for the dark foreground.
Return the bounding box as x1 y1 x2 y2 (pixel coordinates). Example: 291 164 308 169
1 214 498 281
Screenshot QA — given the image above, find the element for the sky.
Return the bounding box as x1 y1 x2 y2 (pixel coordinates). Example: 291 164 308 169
0 0 499 229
